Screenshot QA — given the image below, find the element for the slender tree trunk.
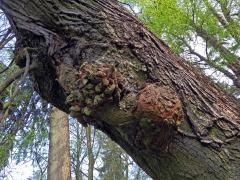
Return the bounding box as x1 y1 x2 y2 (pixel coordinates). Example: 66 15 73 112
48 107 71 180
86 126 94 180
1 0 240 179
75 124 83 180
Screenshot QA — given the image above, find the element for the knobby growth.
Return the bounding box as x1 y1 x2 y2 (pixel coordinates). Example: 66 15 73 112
0 0 239 179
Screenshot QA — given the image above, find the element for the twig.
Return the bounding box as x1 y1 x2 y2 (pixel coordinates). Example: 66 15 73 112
0 67 26 95
121 2 137 16
0 51 36 96
0 49 36 123
0 28 14 50
9 49 31 100
0 58 14 74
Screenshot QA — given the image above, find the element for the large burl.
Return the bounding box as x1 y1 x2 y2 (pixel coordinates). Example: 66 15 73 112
133 84 183 151
135 84 183 127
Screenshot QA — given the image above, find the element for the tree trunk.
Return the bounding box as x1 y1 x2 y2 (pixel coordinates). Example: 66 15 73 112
75 124 84 180
1 0 240 179
48 107 71 180
86 126 94 180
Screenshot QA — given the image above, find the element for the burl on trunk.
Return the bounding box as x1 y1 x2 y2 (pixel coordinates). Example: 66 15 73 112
1 0 240 179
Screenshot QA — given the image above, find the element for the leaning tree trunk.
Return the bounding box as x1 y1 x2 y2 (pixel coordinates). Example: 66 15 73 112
1 0 240 179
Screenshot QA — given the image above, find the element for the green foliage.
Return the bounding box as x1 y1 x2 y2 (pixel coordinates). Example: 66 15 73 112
127 0 239 54
0 134 14 170
0 63 51 172
14 114 49 164
122 0 240 95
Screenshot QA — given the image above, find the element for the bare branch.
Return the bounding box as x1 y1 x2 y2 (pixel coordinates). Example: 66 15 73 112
0 58 14 75
8 49 31 102
203 0 240 44
0 67 26 96
0 49 38 123
0 49 37 96
120 2 137 16
0 28 14 50
181 38 237 82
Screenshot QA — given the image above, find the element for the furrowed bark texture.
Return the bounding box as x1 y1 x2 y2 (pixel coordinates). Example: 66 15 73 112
1 0 240 179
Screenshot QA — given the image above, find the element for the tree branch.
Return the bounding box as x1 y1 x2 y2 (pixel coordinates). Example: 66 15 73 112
194 26 240 79
0 49 37 123
0 50 37 96
0 67 26 96
8 49 31 102
0 28 14 50
216 0 232 23
181 38 237 82
0 58 14 75
203 0 240 44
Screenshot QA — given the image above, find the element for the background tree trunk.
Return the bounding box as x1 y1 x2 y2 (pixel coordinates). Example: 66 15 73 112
86 126 94 180
48 107 71 180
1 0 240 179
74 124 84 180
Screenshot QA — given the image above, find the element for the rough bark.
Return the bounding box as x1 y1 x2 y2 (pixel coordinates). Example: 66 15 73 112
48 107 71 180
0 0 240 179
